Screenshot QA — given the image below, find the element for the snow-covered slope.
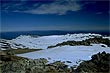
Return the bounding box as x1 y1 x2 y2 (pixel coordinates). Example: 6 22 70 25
17 44 110 67
9 33 102 49
1 33 109 67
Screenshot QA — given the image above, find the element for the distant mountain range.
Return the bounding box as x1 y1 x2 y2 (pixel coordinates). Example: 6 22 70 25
0 30 109 40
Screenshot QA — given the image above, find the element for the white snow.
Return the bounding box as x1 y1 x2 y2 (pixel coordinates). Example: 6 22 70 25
9 33 102 49
103 36 110 40
1 33 110 67
17 44 110 67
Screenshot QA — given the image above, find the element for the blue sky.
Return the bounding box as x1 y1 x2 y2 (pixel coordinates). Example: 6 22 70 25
1 0 109 32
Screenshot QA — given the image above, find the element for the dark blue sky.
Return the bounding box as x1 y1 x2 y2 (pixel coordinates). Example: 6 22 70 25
1 0 109 32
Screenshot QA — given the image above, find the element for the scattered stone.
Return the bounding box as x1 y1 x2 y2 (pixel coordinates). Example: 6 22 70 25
0 50 109 73
66 61 72 63
48 37 110 48
76 51 110 73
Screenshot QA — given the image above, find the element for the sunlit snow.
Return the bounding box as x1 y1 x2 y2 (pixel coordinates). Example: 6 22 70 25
10 33 102 49
17 44 110 67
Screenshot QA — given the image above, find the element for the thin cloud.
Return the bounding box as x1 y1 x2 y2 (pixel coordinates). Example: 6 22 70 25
96 12 103 14
24 1 81 15
1 0 81 15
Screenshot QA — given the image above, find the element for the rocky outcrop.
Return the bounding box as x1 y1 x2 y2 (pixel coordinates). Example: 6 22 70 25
0 51 110 73
48 37 110 48
76 51 110 73
0 39 11 50
0 53 70 73
1 57 48 73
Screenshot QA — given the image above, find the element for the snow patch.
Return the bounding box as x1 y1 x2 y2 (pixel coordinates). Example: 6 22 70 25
9 33 102 49
17 44 110 67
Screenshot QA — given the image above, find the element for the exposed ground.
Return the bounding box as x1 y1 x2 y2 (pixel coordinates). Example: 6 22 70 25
2 49 42 54
0 51 110 73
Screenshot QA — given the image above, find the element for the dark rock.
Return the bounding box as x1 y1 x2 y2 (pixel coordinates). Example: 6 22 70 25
1 51 110 73
48 37 110 48
76 51 110 73
66 61 72 63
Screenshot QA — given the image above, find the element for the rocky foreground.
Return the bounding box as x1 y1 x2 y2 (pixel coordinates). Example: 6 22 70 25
0 51 110 73
0 34 110 73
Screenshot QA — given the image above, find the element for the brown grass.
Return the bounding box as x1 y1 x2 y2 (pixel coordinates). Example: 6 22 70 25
3 48 42 54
